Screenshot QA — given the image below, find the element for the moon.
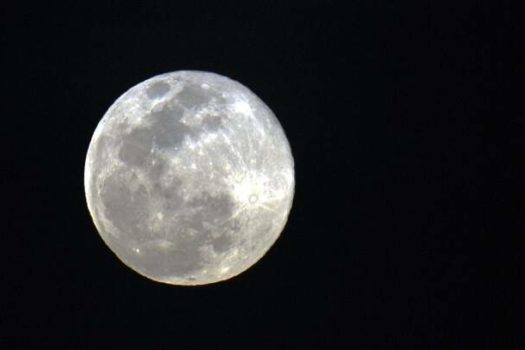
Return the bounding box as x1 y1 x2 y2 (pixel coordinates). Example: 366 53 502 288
84 71 295 285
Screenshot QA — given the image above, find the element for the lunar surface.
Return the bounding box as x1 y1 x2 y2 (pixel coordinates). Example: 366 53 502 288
84 71 294 285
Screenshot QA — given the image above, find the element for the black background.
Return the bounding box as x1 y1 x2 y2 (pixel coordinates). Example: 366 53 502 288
2 1 523 348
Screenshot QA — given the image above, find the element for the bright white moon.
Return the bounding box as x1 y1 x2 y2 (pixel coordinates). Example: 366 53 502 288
84 71 295 285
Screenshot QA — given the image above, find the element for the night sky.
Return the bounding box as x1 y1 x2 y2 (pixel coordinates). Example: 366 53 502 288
3 1 522 348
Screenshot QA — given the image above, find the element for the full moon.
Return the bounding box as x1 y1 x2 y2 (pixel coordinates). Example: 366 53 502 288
84 71 295 285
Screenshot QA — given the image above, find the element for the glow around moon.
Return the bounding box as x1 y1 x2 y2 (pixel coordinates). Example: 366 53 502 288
84 71 294 285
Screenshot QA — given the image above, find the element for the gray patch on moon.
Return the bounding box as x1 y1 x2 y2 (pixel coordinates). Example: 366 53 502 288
133 236 206 278
152 176 184 213
99 171 149 240
210 234 234 253
149 105 191 150
201 114 223 131
176 84 211 108
146 81 170 99
118 128 154 166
